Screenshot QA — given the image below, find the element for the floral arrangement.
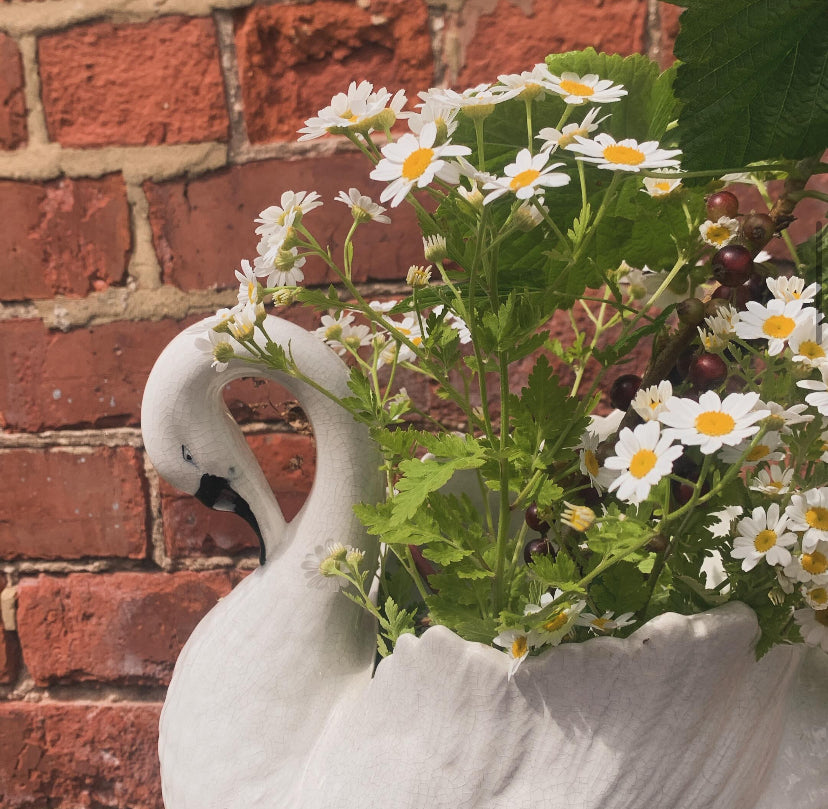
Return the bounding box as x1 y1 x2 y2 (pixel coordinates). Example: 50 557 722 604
196 7 827 676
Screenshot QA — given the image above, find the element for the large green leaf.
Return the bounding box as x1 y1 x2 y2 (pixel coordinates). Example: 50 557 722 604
668 0 828 171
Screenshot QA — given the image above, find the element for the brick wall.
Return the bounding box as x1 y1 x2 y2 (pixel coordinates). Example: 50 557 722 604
0 1 679 806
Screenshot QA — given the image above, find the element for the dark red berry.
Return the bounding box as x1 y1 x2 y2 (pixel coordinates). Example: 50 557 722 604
676 297 706 326
668 345 696 385
409 544 437 580
610 374 642 411
688 352 728 389
645 534 669 553
712 245 753 287
524 503 550 534
730 283 754 309
710 285 733 301
705 190 739 220
523 537 554 565
741 212 775 251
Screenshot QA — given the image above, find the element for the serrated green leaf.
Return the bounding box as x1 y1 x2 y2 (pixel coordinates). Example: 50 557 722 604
591 562 650 614
671 0 828 171
528 553 582 591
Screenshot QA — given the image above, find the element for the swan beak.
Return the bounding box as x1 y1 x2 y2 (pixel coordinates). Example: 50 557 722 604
195 473 266 565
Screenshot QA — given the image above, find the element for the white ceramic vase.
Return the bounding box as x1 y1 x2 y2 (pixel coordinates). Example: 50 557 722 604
141 315 828 809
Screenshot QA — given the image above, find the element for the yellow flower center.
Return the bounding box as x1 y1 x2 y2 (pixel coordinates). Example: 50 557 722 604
695 410 736 437
654 181 672 193
511 635 528 659
797 340 825 360
584 449 600 478
324 324 343 341
805 506 828 531
745 444 770 462
705 224 733 245
543 612 569 633
629 448 657 479
762 314 796 339
247 281 257 301
402 147 435 181
602 144 645 166
802 551 828 576
560 79 594 97
510 168 541 190
591 617 610 630
754 529 778 553
807 587 828 607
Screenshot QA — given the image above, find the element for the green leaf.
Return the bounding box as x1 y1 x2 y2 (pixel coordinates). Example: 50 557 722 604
528 553 583 592
670 0 828 171
591 562 650 614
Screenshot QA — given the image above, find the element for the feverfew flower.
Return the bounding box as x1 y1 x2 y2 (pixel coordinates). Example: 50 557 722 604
658 391 769 455
404 96 459 140
335 188 390 224
631 380 672 422
699 217 740 248
494 63 559 101
536 107 606 152
567 133 681 172
493 629 536 679
719 430 784 465
643 175 682 197
235 259 262 305
561 502 596 532
301 542 351 590
422 234 448 262
767 275 819 304
760 400 814 432
798 366 828 416
548 72 627 105
482 148 570 204
750 465 795 495
194 328 238 372
788 317 828 369
254 244 306 288
730 504 796 571
707 505 743 539
784 541 828 585
576 610 636 633
406 265 432 287
370 122 471 207
298 82 406 140
255 191 322 237
794 607 828 652
734 299 810 356
801 583 828 611
575 430 618 494
786 488 828 552
604 421 684 505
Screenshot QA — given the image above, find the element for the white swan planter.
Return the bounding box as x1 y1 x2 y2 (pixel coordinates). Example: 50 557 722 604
142 315 828 809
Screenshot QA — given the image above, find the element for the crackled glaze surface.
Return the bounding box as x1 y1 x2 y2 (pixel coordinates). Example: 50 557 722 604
142 316 828 809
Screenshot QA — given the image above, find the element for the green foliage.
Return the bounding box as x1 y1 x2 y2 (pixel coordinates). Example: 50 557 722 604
668 0 828 171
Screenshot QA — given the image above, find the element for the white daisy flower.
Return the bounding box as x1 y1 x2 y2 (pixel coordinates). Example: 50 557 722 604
403 96 459 140
194 328 238 372
548 72 627 105
707 505 743 538
658 391 769 455
567 133 681 172
783 542 828 585
422 234 448 262
642 175 682 197
235 259 262 306
575 430 618 493
586 408 625 441
301 542 350 590
537 107 607 152
429 83 512 114
378 315 426 367
576 610 636 633
482 148 570 204
719 430 785 465
819 426 828 462
794 606 828 652
316 311 371 355
797 366 828 417
433 305 472 345
406 265 432 287
523 591 556 615
494 63 559 101
788 317 828 369
731 503 797 571
533 600 586 645
699 217 740 248
604 421 684 505
766 275 819 304
298 82 406 140
734 299 811 356
255 191 323 237
370 122 471 207
335 188 390 224
561 502 596 533
786 487 828 552
253 243 306 288
750 465 795 495
493 629 537 680
802 583 828 611
760 400 814 431
630 380 673 422
227 301 260 342
706 304 739 335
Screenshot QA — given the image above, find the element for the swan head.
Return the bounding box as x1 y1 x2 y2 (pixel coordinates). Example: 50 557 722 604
141 319 282 563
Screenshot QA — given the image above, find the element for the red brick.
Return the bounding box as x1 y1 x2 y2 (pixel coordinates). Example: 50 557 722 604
448 0 648 87
0 175 131 301
0 446 149 561
0 318 190 432
0 701 162 809
0 33 27 149
658 2 684 68
162 431 316 557
144 156 425 290
16 571 243 686
235 0 433 143
38 17 228 147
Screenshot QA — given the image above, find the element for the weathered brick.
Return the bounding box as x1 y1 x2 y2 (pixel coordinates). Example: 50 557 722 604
38 17 228 147
235 0 433 143
16 571 243 686
0 318 188 432
0 33 27 150
448 0 648 87
0 175 131 302
144 156 425 290
162 431 316 557
0 446 149 561
0 701 163 809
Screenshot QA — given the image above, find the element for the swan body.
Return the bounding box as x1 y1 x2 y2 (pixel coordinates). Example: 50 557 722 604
142 315 828 809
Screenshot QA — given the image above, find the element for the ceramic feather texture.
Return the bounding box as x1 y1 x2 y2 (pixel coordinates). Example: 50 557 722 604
142 315 828 809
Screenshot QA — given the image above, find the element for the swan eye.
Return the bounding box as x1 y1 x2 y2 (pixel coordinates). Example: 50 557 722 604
181 445 196 465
